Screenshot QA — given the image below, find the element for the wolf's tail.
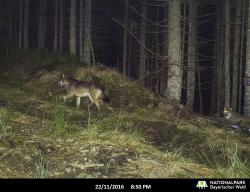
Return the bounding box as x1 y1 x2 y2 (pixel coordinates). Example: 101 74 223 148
95 82 110 103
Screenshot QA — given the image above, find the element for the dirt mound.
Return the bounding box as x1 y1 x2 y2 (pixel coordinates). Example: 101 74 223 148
23 66 157 110
24 70 63 96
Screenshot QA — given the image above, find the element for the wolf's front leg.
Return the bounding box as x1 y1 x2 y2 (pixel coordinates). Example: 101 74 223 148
76 97 81 109
63 94 73 104
63 96 67 103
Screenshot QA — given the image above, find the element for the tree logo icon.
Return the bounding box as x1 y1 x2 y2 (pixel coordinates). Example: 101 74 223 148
196 181 208 189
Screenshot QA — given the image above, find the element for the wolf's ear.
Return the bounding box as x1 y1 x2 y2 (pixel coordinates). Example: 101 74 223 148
62 73 65 78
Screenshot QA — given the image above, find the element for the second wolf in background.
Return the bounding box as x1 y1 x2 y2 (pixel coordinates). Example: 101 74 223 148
58 74 110 110
223 106 241 129
223 107 250 132
223 107 234 120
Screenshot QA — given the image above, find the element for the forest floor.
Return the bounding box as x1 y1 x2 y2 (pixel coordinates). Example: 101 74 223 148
0 50 250 178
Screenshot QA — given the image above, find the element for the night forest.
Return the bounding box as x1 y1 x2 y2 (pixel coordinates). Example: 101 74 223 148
0 0 249 179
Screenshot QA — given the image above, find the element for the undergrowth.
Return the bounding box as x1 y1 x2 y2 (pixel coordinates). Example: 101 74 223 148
200 143 250 178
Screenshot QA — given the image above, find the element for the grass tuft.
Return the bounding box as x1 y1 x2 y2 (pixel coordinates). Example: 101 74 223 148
0 109 13 135
34 155 47 178
200 143 250 178
52 99 69 137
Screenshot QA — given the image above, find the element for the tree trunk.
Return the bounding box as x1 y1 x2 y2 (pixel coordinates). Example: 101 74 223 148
160 7 168 95
53 0 59 51
232 0 242 112
83 0 92 65
122 0 128 76
224 0 230 108
23 0 29 48
139 0 147 84
127 23 133 76
244 0 250 117
211 4 225 115
181 0 186 67
18 0 23 49
79 0 83 62
69 0 76 55
239 0 246 113
211 20 218 114
165 0 183 101
217 11 225 116
8 13 12 53
59 0 64 52
186 0 197 110
155 6 160 94
38 0 47 48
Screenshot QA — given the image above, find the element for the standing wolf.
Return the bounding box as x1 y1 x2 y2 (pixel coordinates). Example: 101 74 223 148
58 74 109 110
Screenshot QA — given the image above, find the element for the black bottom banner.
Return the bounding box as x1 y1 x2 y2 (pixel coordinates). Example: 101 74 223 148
0 179 249 192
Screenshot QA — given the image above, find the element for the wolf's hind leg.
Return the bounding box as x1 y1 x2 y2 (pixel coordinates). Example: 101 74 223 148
94 91 102 110
92 98 101 110
94 100 100 110
87 94 94 106
76 97 81 109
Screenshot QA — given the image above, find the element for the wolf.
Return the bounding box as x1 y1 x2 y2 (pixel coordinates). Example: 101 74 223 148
223 107 250 133
58 74 110 110
223 107 234 120
223 106 241 127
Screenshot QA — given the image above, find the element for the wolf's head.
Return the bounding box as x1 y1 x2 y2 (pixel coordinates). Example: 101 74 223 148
58 73 71 87
223 106 232 119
